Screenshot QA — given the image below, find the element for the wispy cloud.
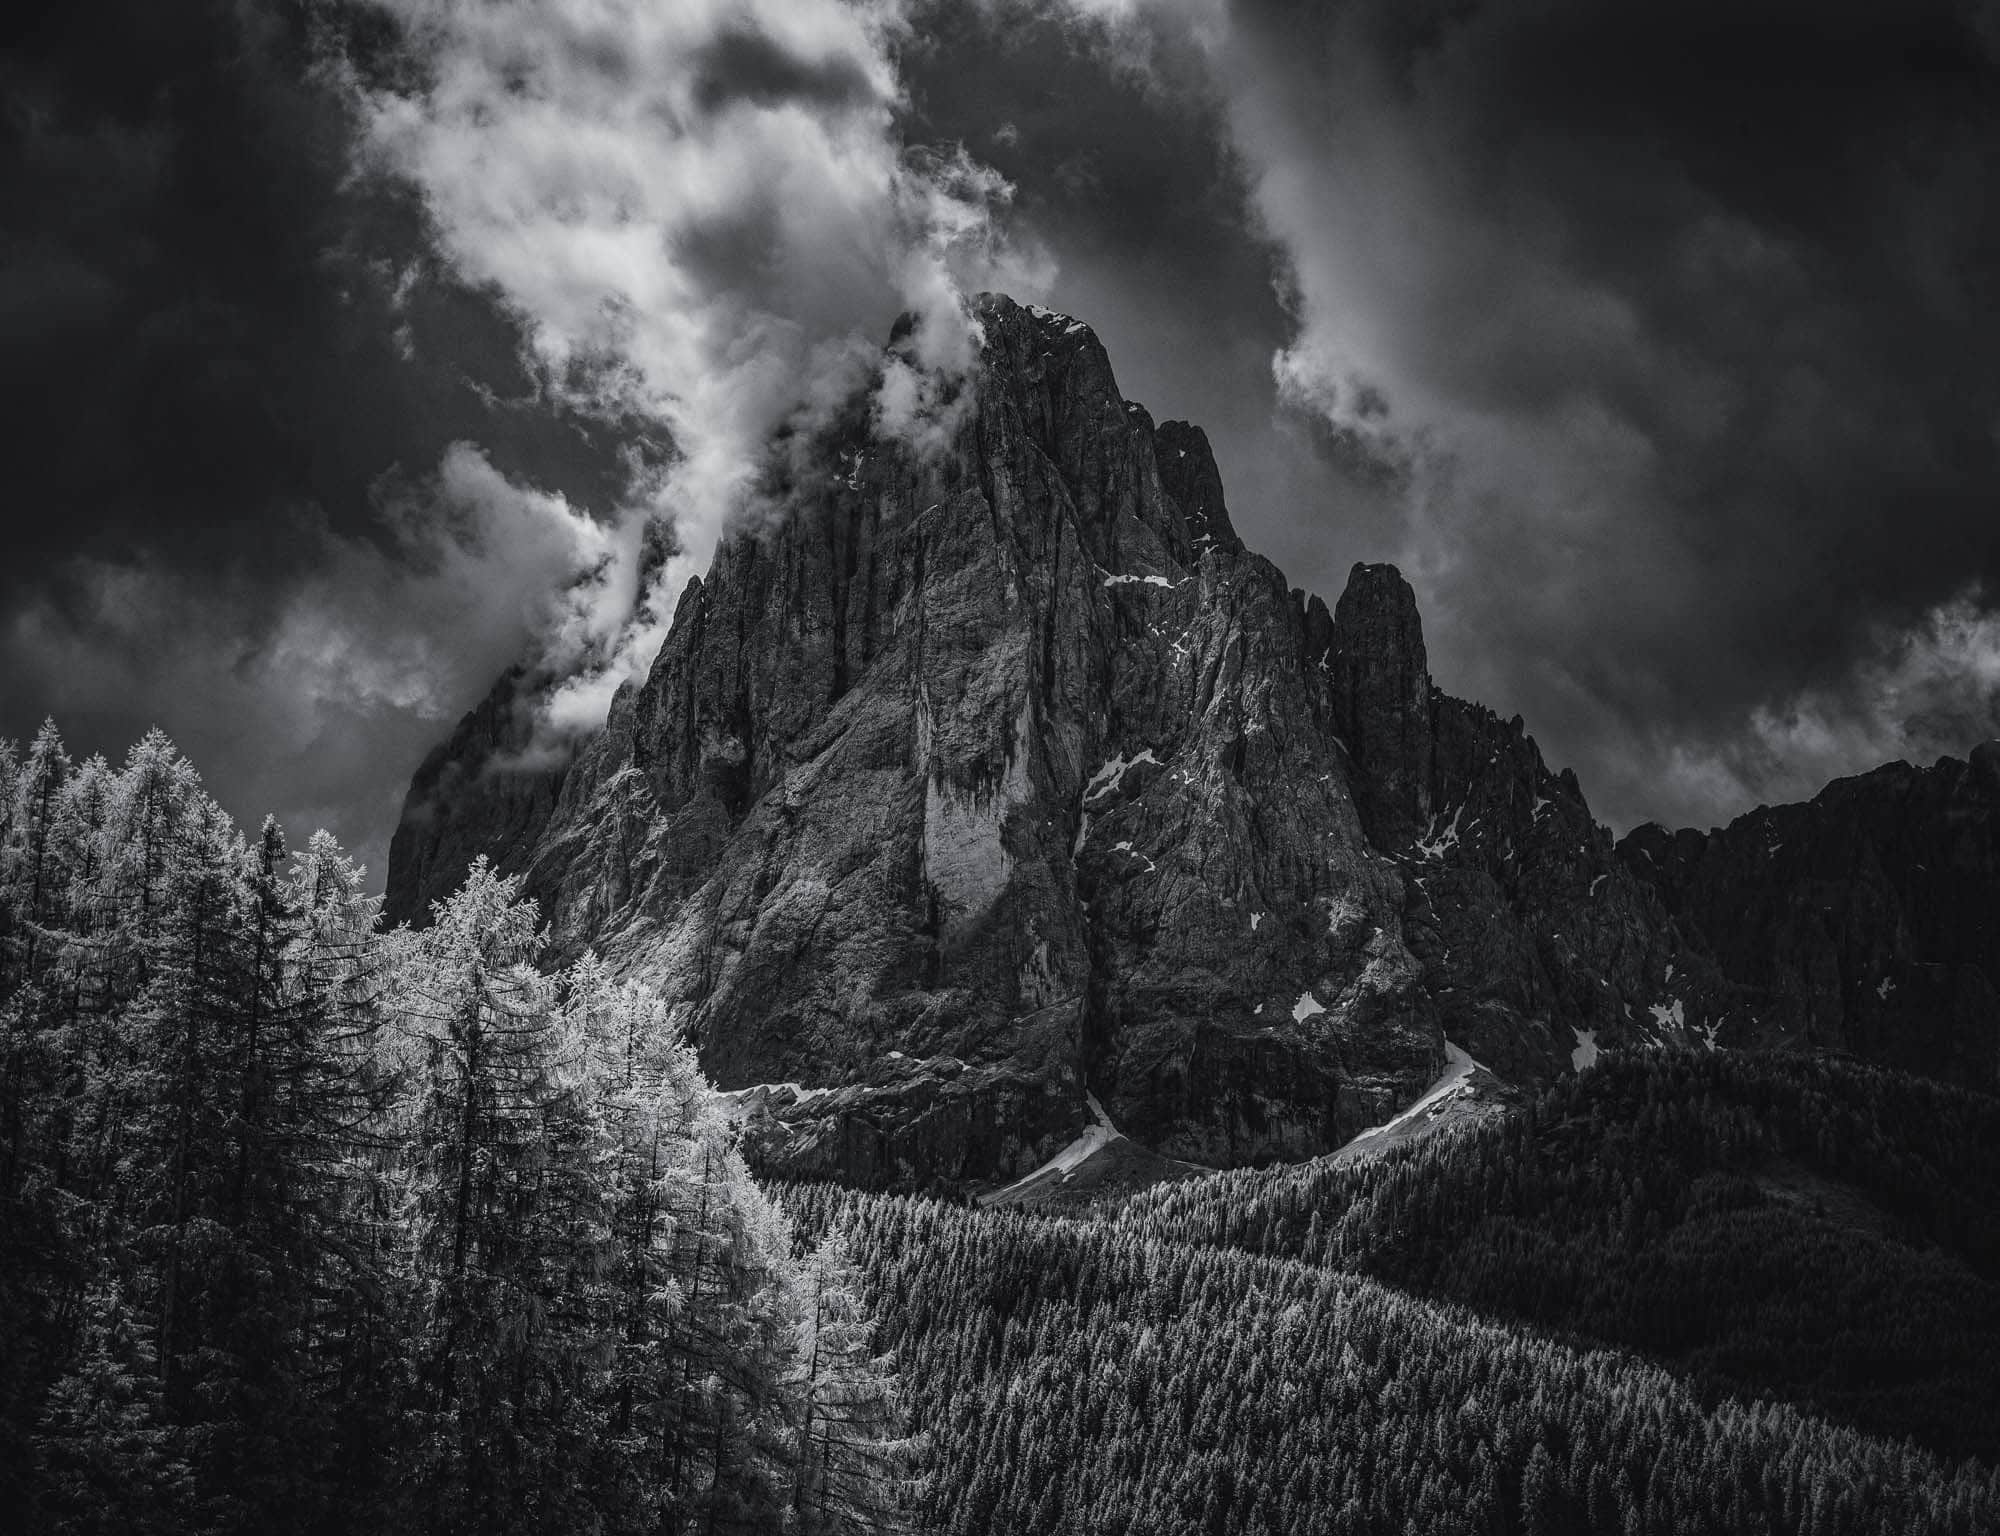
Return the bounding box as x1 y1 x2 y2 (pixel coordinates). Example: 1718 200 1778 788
3 441 613 873
343 0 1046 739
1038 0 2000 828
1649 589 2000 828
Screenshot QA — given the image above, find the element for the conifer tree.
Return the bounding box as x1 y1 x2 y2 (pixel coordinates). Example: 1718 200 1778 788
1 721 71 988
386 858 557 1527
0 724 923 1535
31 1277 187 1536
790 1226 922 1534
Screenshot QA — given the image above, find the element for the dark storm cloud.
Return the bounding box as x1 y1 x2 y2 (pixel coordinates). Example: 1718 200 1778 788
692 21 882 115
9 0 1998 874
1 0 1045 882
897 1 1413 596
0 0 653 878
1106 0 2000 829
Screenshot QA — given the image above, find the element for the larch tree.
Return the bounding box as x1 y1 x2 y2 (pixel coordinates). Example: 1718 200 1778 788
0 728 925 1536
790 1224 922 1535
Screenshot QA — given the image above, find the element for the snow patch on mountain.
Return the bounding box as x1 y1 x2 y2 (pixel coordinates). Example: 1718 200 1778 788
1084 749 1160 803
1571 1028 1600 1072
1415 804 1467 860
1112 840 1158 873
990 1092 1124 1198
716 1081 838 1121
1336 1042 1480 1159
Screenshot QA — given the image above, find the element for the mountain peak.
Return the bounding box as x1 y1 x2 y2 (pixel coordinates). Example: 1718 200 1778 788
388 299 2000 1191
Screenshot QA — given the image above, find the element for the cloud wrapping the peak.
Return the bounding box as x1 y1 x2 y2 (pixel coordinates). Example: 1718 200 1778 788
0 0 690 883
1044 0 2000 830
9 0 1997 887
349 0 1043 732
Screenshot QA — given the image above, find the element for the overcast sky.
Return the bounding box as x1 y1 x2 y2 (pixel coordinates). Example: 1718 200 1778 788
4 0 1998 885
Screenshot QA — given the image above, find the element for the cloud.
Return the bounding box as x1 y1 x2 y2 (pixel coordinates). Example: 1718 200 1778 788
0 0 679 875
10 0 1997 876
1 0 1040 880
1049 0 2000 829
1647 588 2000 829
0 446 613 879
343 0 1046 737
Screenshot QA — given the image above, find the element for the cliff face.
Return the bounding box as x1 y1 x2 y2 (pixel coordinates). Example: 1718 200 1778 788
1619 743 2000 1088
388 294 1997 1189
386 665 568 924
1325 566 1732 1085
503 296 1452 1187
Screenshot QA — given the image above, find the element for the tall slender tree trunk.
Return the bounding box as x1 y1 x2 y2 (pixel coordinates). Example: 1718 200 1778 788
451 969 484 1279
670 1145 714 1511
160 911 206 1402
795 1274 826 1526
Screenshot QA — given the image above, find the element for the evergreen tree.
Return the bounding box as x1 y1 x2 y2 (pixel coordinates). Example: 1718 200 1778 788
385 858 586 1529
791 1226 922 1534
31 1278 186 1536
1 719 72 983
0 726 926 1534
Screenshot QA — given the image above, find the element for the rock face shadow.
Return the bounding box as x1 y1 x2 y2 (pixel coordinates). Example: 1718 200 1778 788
387 295 2000 1191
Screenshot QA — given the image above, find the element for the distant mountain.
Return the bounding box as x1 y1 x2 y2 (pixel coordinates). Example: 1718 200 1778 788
1620 747 2000 1085
388 296 1999 1191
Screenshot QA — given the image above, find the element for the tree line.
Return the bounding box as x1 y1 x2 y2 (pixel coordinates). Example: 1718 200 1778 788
783 1185 2000 1536
1104 1048 2000 1460
0 723 917 1535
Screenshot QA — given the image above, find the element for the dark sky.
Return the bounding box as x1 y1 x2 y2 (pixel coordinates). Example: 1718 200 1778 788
4 0 1999 885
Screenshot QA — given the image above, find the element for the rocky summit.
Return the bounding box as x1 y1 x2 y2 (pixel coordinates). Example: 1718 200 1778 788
387 296 2000 1192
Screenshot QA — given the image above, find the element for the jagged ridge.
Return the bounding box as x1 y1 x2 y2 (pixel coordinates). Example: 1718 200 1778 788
388 295 2000 1191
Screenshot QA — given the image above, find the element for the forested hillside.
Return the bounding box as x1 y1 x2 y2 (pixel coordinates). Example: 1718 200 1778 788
6 724 1999 1535
783 1187 2000 1536
1109 1050 2000 1460
0 725 915 1535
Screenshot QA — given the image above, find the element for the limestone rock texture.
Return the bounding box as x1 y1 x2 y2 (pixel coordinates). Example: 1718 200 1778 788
1619 745 2000 1090
1323 568 1728 1085
385 295 1999 1190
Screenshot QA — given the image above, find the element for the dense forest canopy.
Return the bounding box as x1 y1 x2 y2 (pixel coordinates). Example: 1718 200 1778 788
0 723 916 1534
1107 1050 2000 1460
782 1187 2000 1536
